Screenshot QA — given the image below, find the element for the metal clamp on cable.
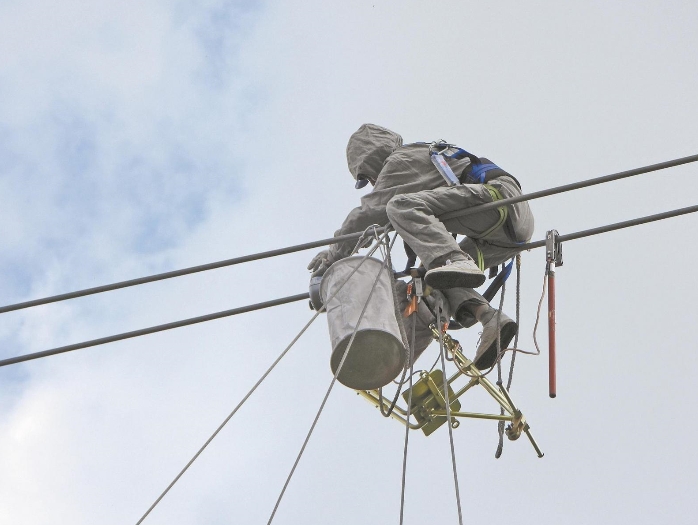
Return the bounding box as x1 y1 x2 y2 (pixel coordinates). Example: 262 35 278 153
545 229 563 269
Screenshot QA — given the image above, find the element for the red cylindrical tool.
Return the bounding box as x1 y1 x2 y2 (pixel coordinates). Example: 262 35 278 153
547 268 556 398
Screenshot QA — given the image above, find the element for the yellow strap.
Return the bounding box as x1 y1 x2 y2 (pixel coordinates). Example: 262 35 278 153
475 245 485 272
478 184 508 239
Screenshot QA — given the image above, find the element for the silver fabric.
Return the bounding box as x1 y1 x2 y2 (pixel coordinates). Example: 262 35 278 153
329 124 533 270
329 135 466 263
386 179 532 270
320 256 405 389
327 123 534 329
346 123 403 182
443 287 488 327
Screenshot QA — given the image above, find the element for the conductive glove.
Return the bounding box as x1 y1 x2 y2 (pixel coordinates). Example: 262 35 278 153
307 250 333 277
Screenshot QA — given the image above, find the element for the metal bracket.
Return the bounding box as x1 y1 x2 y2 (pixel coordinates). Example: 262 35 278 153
545 229 563 267
357 326 544 458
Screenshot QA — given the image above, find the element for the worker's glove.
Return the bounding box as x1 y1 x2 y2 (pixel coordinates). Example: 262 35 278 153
307 250 334 277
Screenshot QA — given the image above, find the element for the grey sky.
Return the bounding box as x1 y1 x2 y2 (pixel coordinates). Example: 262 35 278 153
1 1 697 523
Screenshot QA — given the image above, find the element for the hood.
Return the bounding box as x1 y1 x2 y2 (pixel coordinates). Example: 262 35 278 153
346 124 403 182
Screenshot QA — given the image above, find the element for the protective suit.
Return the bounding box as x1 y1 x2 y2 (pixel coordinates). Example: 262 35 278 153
311 123 535 368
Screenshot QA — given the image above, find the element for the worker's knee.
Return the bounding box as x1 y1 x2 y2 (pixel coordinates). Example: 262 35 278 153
386 194 418 221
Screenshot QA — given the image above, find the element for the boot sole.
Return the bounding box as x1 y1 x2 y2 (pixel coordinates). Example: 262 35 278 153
473 320 518 370
424 270 486 290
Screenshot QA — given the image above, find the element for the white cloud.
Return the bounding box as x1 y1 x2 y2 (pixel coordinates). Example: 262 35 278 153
2 1 698 524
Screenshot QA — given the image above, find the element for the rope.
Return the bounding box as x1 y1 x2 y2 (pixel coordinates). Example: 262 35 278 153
507 254 523 390
436 301 464 525
267 231 393 524
495 255 521 459
379 234 411 418
494 276 508 456
135 310 320 525
532 271 548 357
399 312 417 525
136 227 390 524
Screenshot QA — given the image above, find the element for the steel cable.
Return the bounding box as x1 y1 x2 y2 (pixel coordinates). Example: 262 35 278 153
0 294 310 368
2 204 698 370
439 153 698 222
2 155 696 316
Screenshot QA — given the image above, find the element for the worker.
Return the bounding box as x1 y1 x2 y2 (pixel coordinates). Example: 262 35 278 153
308 124 534 369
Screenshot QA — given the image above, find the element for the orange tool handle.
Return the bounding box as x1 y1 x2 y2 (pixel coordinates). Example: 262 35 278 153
548 269 556 398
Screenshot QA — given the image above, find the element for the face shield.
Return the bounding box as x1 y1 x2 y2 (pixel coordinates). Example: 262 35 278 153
354 174 374 189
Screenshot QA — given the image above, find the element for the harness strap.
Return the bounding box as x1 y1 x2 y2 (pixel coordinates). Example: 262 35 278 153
468 163 501 184
471 185 508 272
475 245 486 272
478 184 508 239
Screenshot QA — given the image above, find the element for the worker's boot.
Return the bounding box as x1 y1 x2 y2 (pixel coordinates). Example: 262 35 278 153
473 310 517 370
424 255 485 290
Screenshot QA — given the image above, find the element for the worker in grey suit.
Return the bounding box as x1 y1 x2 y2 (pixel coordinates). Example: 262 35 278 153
308 124 534 368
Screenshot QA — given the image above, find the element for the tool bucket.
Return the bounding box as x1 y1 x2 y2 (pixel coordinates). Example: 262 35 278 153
321 256 406 390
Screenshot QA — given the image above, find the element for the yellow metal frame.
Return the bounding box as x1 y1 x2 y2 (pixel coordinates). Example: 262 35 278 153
357 327 544 457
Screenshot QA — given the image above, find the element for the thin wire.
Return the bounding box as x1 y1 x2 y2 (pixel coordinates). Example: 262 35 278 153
507 254 523 390
532 272 548 356
266 236 392 524
380 234 411 418
4 155 696 316
399 313 417 525
437 303 464 525
495 277 507 457
136 229 390 524
135 309 320 525
496 255 521 459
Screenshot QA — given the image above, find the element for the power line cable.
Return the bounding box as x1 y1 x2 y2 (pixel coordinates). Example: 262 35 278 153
0 294 309 368
438 152 698 221
518 203 698 250
2 203 698 370
2 154 696 316
0 232 363 315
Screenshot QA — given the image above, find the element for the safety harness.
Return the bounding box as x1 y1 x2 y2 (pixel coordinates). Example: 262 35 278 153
427 140 511 272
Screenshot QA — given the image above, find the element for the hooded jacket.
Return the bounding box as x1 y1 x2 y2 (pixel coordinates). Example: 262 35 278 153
328 124 534 262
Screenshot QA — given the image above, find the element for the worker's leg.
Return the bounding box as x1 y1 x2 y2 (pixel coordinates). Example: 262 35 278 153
386 185 504 289
443 287 488 328
386 184 503 269
446 239 524 369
